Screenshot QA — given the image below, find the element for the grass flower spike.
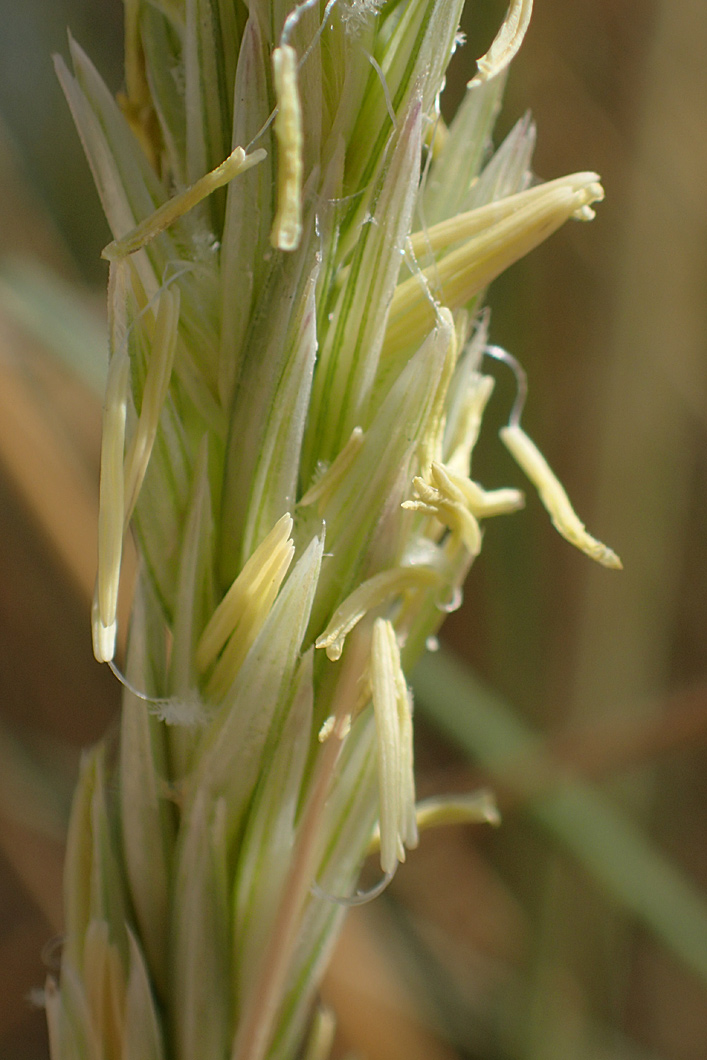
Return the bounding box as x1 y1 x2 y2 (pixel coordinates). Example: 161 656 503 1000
48 2 620 1059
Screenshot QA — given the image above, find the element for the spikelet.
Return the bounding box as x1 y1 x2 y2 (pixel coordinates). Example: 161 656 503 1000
50 4 618 1060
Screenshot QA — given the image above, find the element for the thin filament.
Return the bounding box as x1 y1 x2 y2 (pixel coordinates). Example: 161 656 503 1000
484 343 528 426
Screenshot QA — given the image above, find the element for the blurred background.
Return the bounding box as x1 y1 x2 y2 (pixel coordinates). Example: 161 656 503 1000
0 0 706 1057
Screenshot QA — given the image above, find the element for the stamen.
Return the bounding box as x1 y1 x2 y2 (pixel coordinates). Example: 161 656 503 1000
368 790 500 855
370 619 418 875
408 173 602 261
485 343 622 569
318 713 352 742
93 343 130 663
301 1006 337 1060
384 175 604 359
500 424 623 569
196 513 294 671
205 549 293 699
102 146 266 260
469 0 534 87
445 467 525 518
271 46 304 251
315 566 441 661
403 465 483 555
414 790 501 831
445 373 495 476
196 514 296 700
92 596 118 668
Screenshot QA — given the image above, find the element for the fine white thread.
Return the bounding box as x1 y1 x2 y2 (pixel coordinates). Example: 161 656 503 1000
484 343 528 427
311 868 395 907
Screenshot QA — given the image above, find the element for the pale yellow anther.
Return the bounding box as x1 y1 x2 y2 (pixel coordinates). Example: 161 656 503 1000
402 458 523 554
102 146 266 260
196 514 295 699
315 566 441 662
299 427 364 512
301 1006 337 1060
445 373 495 476
370 618 418 875
424 113 449 160
469 0 533 87
91 597 117 668
384 175 604 360
408 174 603 262
205 549 296 700
368 789 500 855
317 713 352 743
93 345 131 663
403 464 482 555
270 45 303 252
441 465 525 518
500 424 623 569
415 790 501 830
417 308 457 476
123 287 180 524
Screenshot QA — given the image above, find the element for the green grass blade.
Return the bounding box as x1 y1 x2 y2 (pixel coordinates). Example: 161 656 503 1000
412 646 707 985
